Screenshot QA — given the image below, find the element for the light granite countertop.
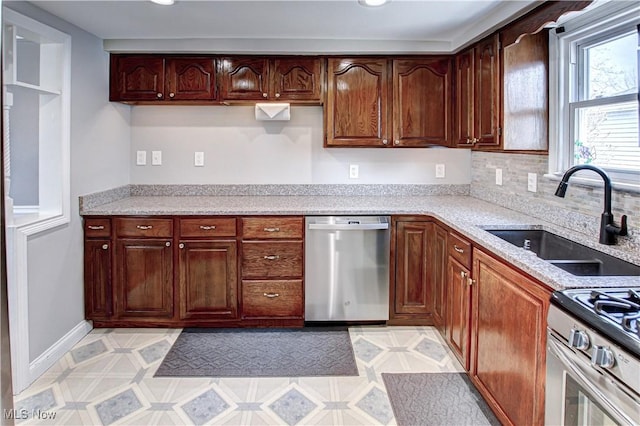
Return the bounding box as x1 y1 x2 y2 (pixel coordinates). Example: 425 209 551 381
80 194 640 291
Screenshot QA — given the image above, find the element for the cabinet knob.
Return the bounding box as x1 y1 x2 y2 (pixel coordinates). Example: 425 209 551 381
275 93 281 98
394 140 400 145
472 137 479 144
460 271 467 279
156 93 163 99
262 93 268 98
382 139 388 145
102 244 109 250
179 243 185 249
169 92 175 98
165 241 171 247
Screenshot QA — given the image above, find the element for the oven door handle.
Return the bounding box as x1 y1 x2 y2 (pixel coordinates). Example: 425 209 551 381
547 335 638 426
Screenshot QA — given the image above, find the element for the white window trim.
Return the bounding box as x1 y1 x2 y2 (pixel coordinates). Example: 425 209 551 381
548 0 640 193
3 8 71 231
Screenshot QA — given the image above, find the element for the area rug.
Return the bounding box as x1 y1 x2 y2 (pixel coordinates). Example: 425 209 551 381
154 327 359 377
382 372 500 426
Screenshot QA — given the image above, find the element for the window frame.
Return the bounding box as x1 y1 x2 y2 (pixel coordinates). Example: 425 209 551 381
548 1 640 191
2 8 71 230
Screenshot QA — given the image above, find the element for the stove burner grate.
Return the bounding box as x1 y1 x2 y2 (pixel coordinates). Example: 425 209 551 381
579 290 640 336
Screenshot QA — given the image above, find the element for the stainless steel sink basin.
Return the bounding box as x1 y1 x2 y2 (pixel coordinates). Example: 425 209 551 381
485 229 640 276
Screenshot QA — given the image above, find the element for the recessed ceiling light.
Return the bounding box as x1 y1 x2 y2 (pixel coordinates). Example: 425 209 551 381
150 0 174 5
358 0 389 7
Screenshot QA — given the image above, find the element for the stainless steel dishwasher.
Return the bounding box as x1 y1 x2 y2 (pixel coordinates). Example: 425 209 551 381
305 216 390 321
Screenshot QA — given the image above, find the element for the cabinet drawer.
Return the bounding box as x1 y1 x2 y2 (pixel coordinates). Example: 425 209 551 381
242 280 303 318
449 232 472 269
242 217 303 239
179 217 236 238
115 218 173 238
84 218 111 238
242 241 303 278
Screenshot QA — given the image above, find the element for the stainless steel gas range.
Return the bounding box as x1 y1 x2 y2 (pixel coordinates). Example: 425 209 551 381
546 287 640 425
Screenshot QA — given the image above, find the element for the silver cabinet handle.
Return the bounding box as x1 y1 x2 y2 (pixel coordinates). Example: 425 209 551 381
102 244 109 250
156 93 163 98
165 242 171 247
88 225 105 230
263 227 280 232
454 245 464 253
179 243 185 249
468 278 475 286
136 225 153 230
199 225 217 230
460 271 467 279
263 255 280 260
263 293 280 298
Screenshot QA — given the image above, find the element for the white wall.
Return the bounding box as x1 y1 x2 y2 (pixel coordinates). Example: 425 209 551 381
130 106 471 185
4 2 130 366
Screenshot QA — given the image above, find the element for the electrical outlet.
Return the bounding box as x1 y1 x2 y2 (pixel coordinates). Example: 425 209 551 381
435 164 445 178
136 151 147 166
194 152 205 167
527 172 537 192
495 168 503 186
151 150 162 166
349 164 359 179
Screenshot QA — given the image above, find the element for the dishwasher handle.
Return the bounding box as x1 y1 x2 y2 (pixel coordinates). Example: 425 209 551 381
308 223 389 231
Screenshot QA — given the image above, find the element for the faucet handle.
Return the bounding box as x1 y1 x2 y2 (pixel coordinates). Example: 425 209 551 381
619 215 628 236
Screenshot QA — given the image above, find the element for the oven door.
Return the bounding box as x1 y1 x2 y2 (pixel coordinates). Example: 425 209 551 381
546 331 640 426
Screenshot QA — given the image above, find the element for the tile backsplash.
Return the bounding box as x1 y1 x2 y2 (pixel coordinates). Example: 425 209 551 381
471 151 639 252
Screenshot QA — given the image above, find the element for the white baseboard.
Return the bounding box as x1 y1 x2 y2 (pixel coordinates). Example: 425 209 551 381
22 320 92 392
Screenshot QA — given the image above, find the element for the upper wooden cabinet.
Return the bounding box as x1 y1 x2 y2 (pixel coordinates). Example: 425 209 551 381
326 57 451 147
454 34 501 149
392 58 452 147
325 58 389 147
110 55 217 103
220 57 323 102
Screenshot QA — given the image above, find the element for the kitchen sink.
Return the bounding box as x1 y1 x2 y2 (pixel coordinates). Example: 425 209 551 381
485 229 640 276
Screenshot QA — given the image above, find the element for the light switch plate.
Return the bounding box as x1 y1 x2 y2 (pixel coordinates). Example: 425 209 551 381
435 164 445 178
527 173 537 192
496 168 503 186
136 151 147 166
349 164 359 179
194 152 204 167
151 150 162 166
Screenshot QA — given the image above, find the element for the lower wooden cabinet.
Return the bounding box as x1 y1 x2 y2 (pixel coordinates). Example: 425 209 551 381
470 248 550 426
241 280 303 318
446 256 472 370
114 238 174 319
178 240 238 320
431 224 448 331
83 239 112 320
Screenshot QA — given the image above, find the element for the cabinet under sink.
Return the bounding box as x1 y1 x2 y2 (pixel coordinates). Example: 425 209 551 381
485 229 640 277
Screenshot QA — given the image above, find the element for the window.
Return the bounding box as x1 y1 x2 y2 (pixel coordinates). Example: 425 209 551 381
550 1 640 189
2 8 71 228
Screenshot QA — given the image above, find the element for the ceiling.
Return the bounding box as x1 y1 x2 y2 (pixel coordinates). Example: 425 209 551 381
28 0 540 53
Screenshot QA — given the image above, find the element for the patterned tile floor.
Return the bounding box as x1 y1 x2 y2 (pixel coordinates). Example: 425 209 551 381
13 326 464 425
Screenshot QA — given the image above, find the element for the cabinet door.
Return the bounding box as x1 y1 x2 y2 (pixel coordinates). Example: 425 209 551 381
84 239 112 319
471 249 550 426
271 58 322 101
178 240 238 320
454 49 475 147
392 58 451 147
394 221 432 315
166 57 217 101
447 257 471 370
474 34 501 147
115 239 173 319
325 58 389 147
110 55 165 101
220 57 269 100
431 224 447 331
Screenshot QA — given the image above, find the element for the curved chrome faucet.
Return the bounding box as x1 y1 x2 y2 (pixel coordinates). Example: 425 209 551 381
554 165 628 245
